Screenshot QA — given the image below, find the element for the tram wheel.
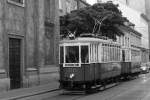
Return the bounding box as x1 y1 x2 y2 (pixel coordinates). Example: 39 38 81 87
85 84 92 94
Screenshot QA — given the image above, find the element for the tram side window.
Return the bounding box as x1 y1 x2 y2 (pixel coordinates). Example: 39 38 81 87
115 46 117 61
65 46 79 63
81 46 89 63
125 50 130 61
97 44 101 62
59 46 64 64
106 44 109 61
102 44 108 62
90 44 95 62
102 44 104 62
131 50 140 62
93 45 96 62
117 46 120 61
102 44 121 62
116 46 118 61
90 44 98 63
112 46 114 61
109 44 113 61
111 45 115 61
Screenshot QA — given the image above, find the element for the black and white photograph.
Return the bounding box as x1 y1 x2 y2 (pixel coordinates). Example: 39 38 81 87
0 0 149 100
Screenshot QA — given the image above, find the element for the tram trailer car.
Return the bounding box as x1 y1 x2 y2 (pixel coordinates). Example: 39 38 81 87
121 48 141 79
121 62 141 79
59 37 122 91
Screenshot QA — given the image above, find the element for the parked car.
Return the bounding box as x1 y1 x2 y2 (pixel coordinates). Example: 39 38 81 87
140 63 149 74
146 62 150 70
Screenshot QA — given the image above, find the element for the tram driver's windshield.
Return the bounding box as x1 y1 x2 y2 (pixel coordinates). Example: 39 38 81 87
65 46 79 63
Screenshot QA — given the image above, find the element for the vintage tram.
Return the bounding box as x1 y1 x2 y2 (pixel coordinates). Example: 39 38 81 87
59 36 122 91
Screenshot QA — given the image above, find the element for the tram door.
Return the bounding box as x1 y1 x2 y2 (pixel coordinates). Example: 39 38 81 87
122 50 125 62
9 38 22 89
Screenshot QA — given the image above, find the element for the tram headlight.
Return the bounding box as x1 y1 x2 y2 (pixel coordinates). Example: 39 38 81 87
141 67 146 71
69 73 75 79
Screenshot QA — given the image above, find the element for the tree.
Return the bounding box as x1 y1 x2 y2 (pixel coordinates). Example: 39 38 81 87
60 2 128 40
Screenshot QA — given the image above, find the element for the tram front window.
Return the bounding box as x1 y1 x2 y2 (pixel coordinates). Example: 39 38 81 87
65 46 79 63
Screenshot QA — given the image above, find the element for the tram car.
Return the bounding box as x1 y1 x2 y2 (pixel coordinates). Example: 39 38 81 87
121 45 141 79
59 36 122 91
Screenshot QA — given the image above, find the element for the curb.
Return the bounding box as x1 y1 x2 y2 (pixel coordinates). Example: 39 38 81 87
9 89 60 100
0 82 59 100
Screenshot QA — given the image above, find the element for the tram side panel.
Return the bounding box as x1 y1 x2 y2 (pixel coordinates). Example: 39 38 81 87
121 62 131 77
82 62 121 86
130 49 141 75
83 64 95 82
121 62 141 78
95 63 100 81
130 62 141 74
83 63 100 83
99 62 121 81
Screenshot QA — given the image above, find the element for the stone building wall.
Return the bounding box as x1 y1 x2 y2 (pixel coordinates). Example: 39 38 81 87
44 0 59 66
59 0 89 16
59 0 78 16
0 0 59 92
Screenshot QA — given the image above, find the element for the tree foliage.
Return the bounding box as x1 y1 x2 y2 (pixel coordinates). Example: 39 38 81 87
60 2 128 40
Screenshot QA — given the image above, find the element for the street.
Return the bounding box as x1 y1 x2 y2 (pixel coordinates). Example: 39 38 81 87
18 73 150 100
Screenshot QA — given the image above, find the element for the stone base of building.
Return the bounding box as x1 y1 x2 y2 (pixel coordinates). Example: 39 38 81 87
0 69 10 92
0 66 59 93
23 66 59 88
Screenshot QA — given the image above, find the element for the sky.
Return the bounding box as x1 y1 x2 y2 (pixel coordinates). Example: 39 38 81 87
86 0 97 5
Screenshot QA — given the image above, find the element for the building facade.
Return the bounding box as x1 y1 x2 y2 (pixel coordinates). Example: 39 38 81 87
116 25 142 62
115 0 150 49
95 0 149 49
59 0 89 16
145 0 150 49
122 0 150 62
0 0 59 91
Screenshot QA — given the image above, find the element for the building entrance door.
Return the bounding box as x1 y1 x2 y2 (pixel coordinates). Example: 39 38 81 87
9 38 22 89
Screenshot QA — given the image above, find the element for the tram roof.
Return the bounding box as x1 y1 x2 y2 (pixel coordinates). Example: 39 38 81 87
60 37 120 45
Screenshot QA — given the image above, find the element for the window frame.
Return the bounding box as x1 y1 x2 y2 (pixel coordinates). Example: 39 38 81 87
66 0 71 13
65 45 80 64
59 0 63 10
98 43 102 63
7 0 25 7
81 44 90 64
61 43 90 67
90 44 99 63
59 45 64 64
101 43 121 63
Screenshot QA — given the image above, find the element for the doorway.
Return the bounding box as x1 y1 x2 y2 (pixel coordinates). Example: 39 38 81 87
122 50 125 62
9 38 22 89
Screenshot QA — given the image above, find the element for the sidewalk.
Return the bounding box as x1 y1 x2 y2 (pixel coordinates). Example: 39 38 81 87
0 66 60 100
0 81 59 100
